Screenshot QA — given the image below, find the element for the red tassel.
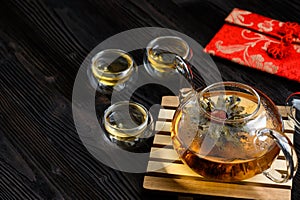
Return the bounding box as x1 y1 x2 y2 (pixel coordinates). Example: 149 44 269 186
267 43 286 59
279 22 299 37
267 22 299 59
282 32 294 44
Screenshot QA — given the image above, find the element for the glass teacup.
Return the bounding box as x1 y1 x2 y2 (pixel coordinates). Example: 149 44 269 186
144 36 192 76
103 101 154 143
90 49 137 92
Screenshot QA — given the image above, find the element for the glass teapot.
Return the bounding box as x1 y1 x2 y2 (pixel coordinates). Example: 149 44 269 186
171 56 298 183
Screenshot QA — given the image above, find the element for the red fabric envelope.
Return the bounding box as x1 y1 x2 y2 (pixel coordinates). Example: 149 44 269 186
204 8 300 82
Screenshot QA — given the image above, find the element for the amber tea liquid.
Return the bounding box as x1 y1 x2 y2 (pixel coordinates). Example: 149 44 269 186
147 38 189 72
171 92 282 181
104 103 148 140
92 51 134 86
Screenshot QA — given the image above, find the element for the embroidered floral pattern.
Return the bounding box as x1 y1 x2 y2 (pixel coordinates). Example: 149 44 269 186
257 20 274 32
249 54 264 69
205 50 216 56
232 58 245 65
263 62 279 74
205 8 300 82
249 55 278 73
215 41 246 54
294 45 300 53
225 9 253 27
215 29 279 74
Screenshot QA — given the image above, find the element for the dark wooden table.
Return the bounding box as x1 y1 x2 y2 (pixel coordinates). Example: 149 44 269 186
1 0 300 199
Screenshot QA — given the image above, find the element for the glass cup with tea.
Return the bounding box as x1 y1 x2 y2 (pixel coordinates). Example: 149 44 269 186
89 49 137 93
103 101 154 146
144 36 192 77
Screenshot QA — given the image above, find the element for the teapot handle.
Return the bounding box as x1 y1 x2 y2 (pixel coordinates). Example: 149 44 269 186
285 92 300 129
257 128 298 183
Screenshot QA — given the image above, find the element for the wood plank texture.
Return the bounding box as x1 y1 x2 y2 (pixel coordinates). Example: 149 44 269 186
144 176 291 200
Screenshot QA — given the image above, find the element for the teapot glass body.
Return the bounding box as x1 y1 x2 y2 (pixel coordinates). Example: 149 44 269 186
171 82 297 182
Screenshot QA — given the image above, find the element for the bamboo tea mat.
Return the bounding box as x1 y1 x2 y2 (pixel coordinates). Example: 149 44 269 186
143 96 295 200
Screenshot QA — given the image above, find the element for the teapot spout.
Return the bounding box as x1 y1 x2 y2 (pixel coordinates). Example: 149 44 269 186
175 55 195 89
174 55 200 102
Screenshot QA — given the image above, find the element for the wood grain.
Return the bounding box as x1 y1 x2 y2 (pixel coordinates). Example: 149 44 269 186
144 176 291 200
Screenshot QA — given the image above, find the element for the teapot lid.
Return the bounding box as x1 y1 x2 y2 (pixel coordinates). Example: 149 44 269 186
197 82 261 124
